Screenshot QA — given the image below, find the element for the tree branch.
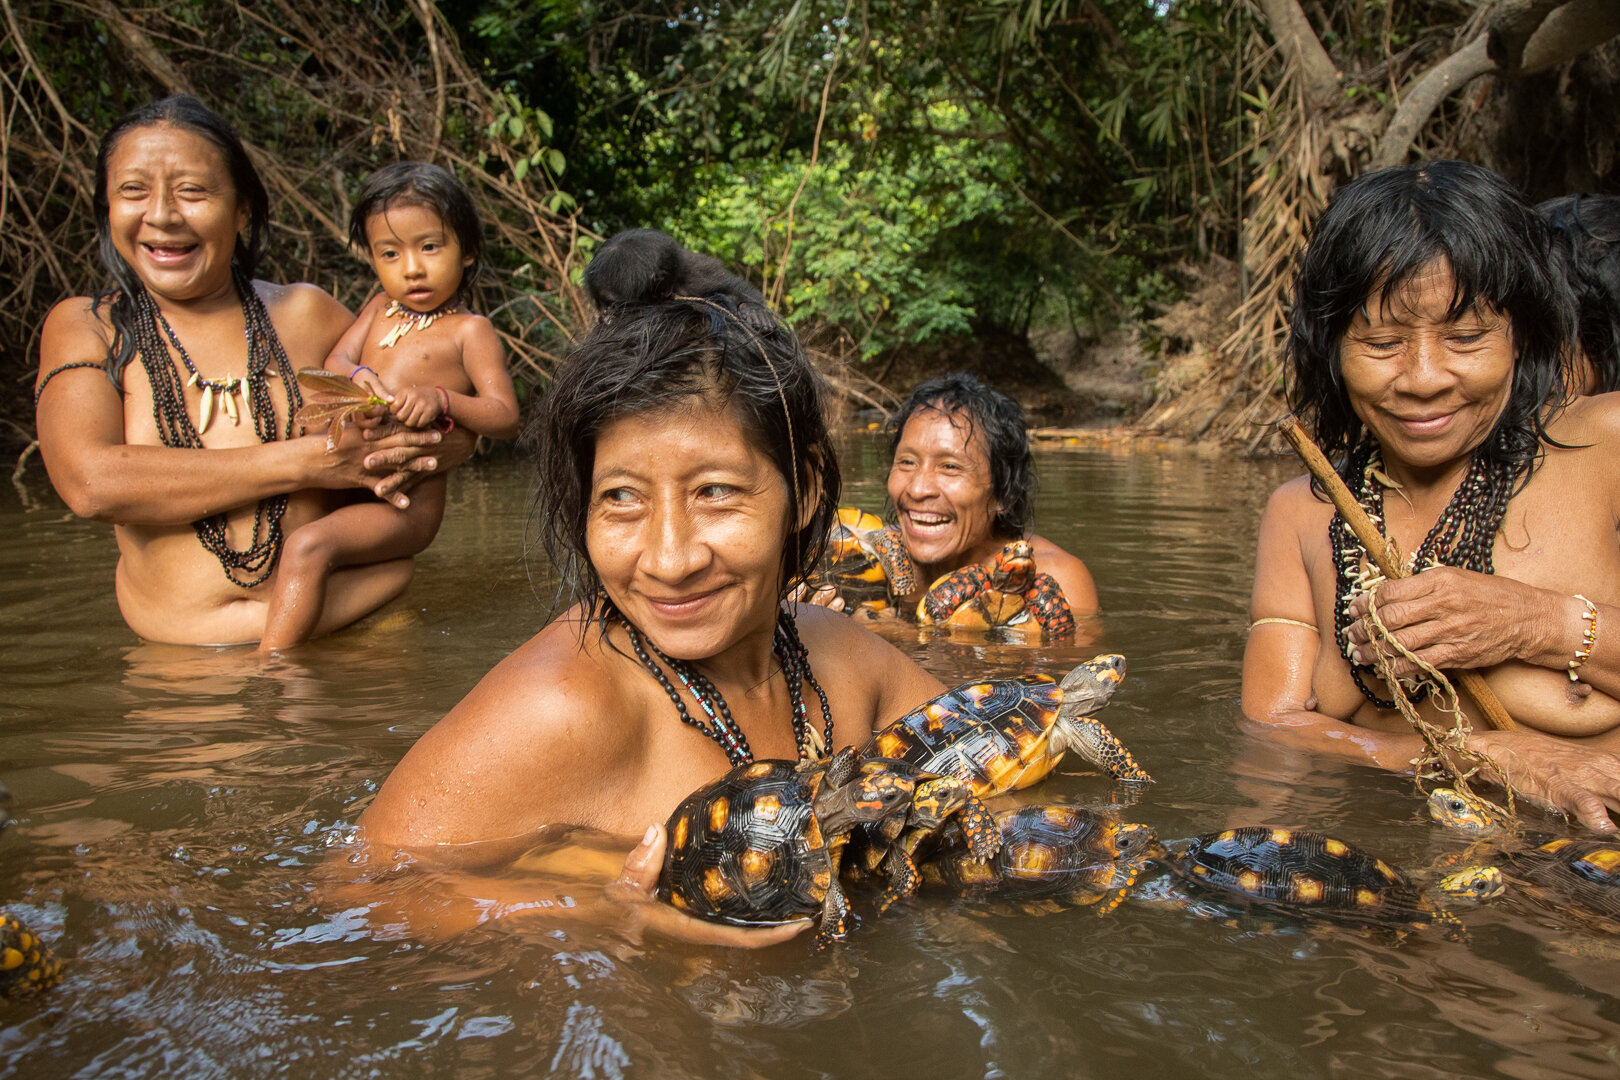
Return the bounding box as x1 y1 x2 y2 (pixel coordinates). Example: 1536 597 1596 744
1372 35 1496 169
1519 0 1620 74
1487 0 1565 75
1254 0 1340 111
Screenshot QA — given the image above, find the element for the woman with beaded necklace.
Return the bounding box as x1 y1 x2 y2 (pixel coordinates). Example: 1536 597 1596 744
355 243 945 944
1244 160 1620 833
34 95 465 647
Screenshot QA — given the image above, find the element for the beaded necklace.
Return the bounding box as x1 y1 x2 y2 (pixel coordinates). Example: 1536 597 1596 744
377 298 462 349
131 266 301 587
624 610 834 766
1331 438 1513 708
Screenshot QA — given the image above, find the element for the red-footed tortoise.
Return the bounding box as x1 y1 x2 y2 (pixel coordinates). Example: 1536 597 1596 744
917 540 1075 637
862 653 1150 795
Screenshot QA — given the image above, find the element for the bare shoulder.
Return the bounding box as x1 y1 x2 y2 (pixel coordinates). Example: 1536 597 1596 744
1027 533 1099 615
789 604 943 728
454 310 498 338
257 279 348 319
39 296 112 366
1547 393 1620 448
1261 473 1331 528
257 280 352 350
362 617 641 852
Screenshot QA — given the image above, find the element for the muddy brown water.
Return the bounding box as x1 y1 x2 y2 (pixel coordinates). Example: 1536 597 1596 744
2 435 1618 1078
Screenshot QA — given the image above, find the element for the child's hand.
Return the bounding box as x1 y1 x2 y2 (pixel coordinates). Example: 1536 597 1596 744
350 367 391 401
390 385 446 428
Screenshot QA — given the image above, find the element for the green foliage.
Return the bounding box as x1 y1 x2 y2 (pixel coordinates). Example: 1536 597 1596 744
440 0 1244 360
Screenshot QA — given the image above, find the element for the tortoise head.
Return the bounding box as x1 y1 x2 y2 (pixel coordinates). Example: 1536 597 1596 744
1427 788 1511 836
1436 864 1506 901
1110 822 1161 862
1057 654 1128 716
813 759 917 834
991 540 1036 589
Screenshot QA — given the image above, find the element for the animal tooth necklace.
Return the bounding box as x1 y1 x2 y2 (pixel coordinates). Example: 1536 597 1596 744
156 312 252 434
625 611 833 766
377 299 461 348
132 266 300 587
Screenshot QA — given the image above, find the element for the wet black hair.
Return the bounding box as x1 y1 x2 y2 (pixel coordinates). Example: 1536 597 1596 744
886 371 1033 538
584 228 766 311
350 161 484 303
91 94 270 386
527 246 839 625
1287 160 1576 491
1538 194 1620 394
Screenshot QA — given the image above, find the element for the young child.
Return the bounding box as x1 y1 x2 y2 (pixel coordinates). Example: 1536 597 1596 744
259 162 520 651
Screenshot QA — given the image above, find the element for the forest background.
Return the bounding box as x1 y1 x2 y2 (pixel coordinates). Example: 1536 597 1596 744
3 0 1618 465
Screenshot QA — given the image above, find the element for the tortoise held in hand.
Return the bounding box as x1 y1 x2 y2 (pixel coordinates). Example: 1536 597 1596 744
658 748 998 948
917 540 1075 637
922 804 1163 914
812 507 917 614
863 653 1150 795
1160 826 1502 939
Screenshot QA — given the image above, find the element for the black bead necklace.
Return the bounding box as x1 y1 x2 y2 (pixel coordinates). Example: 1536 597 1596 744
131 266 301 587
1331 438 1513 708
625 610 834 766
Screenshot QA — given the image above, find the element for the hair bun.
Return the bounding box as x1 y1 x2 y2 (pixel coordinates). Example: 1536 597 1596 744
585 228 765 309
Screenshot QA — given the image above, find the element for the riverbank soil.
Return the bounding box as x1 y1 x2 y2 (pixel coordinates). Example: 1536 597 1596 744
846 324 1154 430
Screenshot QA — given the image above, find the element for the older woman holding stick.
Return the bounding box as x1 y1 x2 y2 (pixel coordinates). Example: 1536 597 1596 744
34 95 466 646
1243 160 1620 833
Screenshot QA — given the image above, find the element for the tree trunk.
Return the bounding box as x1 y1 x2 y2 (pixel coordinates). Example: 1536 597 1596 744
1374 0 1620 169
1253 0 1340 110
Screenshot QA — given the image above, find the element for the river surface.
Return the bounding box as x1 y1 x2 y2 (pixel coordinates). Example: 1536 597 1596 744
2 435 1618 1079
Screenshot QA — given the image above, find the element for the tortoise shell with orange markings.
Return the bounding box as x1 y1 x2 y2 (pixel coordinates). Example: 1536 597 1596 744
811 507 917 614
0 913 60 998
1166 827 1483 935
922 804 1162 914
657 749 917 949
862 654 1148 796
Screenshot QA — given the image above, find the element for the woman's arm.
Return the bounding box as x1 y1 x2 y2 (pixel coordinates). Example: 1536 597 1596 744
1241 480 1429 771
354 633 804 945
36 293 448 520
1245 480 1620 832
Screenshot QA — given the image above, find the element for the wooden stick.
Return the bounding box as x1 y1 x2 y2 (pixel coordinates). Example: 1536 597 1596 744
1277 417 1518 732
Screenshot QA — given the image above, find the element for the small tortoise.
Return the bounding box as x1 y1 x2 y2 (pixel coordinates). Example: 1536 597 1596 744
863 653 1151 796
658 748 997 947
0 783 58 998
812 507 917 614
0 914 60 998
917 540 1076 637
1161 826 1502 939
1429 787 1620 922
844 761 1001 914
921 804 1163 914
